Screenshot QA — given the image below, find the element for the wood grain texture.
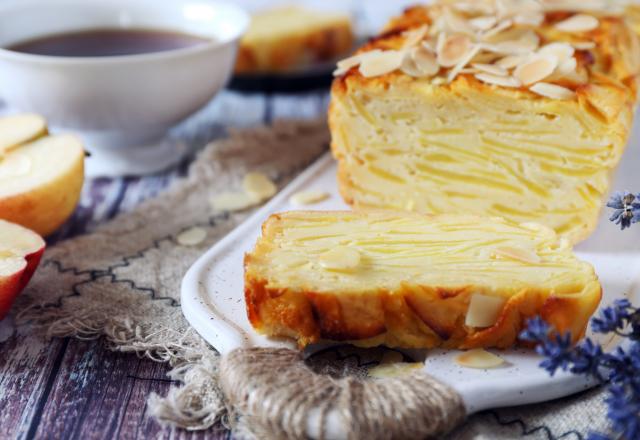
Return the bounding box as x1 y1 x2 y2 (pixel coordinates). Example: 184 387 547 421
0 89 327 439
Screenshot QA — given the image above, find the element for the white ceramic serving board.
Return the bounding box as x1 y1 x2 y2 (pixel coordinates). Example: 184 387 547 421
182 121 640 420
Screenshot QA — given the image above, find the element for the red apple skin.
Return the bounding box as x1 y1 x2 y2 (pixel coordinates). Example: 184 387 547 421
0 245 45 320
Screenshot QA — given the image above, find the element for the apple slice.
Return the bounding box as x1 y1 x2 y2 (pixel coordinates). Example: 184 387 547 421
0 114 47 156
0 220 45 319
0 133 84 236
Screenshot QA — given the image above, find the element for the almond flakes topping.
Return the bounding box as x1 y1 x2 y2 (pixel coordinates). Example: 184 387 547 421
176 227 207 247
455 349 505 369
289 190 330 206
402 25 429 49
472 62 508 76
475 73 522 87
469 16 498 31
333 0 598 99
572 41 596 50
402 45 440 78
359 50 404 78
495 54 527 69
554 14 599 33
513 54 558 85
438 34 473 68
530 82 576 99
539 42 575 61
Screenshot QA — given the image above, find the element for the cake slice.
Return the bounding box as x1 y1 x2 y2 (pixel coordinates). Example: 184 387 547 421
329 0 640 244
244 211 601 349
235 6 354 74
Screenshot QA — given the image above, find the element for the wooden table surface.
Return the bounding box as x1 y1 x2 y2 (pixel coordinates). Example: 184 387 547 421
0 90 329 440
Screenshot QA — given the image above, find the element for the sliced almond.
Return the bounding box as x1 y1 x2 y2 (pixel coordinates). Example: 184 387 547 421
359 50 404 78
402 45 440 78
513 54 558 85
455 349 505 369
243 172 277 201
493 246 541 264
541 0 608 11
557 57 577 74
436 32 447 54
422 38 437 52
538 42 575 62
495 54 527 69
465 293 507 328
402 25 429 49
513 12 545 27
475 73 522 87
176 226 207 247
453 1 494 15
443 7 475 35
318 246 361 271
472 63 508 76
368 363 422 378
572 41 596 50
289 190 330 206
333 52 371 77
481 19 513 40
492 30 540 55
447 44 481 82
530 82 576 99
210 191 260 212
438 34 473 68
469 16 497 31
555 14 599 33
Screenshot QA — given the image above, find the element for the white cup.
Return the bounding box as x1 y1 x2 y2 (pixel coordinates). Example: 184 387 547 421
0 0 249 176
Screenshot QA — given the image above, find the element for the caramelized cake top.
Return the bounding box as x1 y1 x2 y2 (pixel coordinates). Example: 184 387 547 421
333 0 640 102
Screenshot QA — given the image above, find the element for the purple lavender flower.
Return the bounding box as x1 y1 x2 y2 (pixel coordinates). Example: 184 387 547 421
521 300 640 440
570 339 604 378
607 192 640 230
520 316 551 343
591 299 632 334
605 384 640 440
586 433 610 440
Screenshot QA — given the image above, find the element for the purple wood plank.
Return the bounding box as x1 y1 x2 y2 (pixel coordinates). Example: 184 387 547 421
30 338 228 440
0 323 67 440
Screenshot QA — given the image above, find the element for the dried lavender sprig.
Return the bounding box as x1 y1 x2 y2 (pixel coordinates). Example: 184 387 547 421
520 300 640 440
607 192 640 230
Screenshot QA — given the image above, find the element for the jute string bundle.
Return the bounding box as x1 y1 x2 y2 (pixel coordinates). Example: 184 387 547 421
219 348 466 440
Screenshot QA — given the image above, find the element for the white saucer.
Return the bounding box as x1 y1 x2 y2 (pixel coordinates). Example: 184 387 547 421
82 136 188 178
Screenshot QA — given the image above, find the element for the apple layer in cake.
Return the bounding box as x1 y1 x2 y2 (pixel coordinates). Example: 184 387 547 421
329 0 640 244
244 211 601 349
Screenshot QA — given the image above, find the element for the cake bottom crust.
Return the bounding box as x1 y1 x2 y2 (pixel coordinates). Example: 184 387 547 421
245 277 602 349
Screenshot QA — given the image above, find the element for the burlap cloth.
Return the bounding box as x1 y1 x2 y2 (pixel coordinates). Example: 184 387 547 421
15 119 610 439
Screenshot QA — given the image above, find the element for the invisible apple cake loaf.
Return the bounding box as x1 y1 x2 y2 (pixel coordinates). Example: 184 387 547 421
329 0 640 244
244 211 601 349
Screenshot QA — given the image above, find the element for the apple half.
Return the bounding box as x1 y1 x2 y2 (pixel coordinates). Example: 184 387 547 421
0 114 47 156
0 219 45 319
0 114 84 236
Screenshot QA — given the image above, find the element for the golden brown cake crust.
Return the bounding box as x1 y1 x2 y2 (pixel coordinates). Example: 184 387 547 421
245 211 602 349
335 4 640 93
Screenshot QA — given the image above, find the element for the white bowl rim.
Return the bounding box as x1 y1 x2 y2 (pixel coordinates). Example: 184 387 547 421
0 0 250 65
